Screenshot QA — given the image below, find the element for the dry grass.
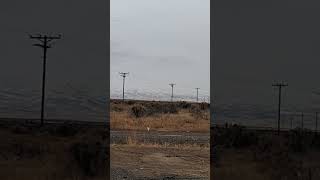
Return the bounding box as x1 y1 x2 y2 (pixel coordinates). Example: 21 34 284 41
110 99 210 132
212 149 271 180
212 125 320 180
0 123 107 180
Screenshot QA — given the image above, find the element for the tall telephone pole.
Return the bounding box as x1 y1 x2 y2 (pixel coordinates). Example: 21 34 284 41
119 72 129 102
301 112 304 129
272 82 288 135
195 88 200 102
29 33 61 126
316 112 318 134
169 83 176 102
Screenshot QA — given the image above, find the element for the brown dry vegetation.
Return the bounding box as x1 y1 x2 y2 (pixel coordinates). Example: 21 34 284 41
212 125 320 180
110 100 210 179
110 99 210 132
0 122 107 180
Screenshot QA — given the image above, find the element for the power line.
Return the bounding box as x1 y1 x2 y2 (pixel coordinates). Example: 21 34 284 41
119 72 129 102
169 83 176 102
29 33 62 126
272 82 288 135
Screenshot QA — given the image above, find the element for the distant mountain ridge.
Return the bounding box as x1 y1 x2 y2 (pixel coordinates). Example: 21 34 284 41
0 88 316 129
0 88 107 121
110 88 210 103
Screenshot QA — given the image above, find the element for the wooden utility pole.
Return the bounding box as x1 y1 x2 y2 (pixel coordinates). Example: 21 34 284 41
316 112 318 134
29 33 61 126
119 72 129 102
272 82 288 135
195 88 200 102
301 112 304 129
169 83 176 102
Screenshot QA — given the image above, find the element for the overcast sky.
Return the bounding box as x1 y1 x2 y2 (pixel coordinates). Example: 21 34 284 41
0 0 108 93
213 0 320 112
0 0 108 120
110 0 210 100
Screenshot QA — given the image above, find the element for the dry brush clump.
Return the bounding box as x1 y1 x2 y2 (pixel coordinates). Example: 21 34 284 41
130 104 147 118
213 124 320 180
129 102 208 119
189 104 209 120
0 123 107 180
70 141 107 177
199 102 210 110
111 104 125 112
213 124 258 148
177 101 192 109
142 102 179 115
110 100 210 132
129 102 180 118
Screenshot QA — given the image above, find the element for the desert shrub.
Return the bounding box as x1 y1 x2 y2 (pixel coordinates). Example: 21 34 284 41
233 131 259 148
312 134 320 149
178 101 192 109
111 99 121 104
189 105 203 119
199 102 209 110
111 104 124 112
143 102 178 116
130 105 146 118
71 141 107 177
58 125 78 136
12 125 30 134
212 145 222 168
253 134 287 161
213 125 258 148
127 100 135 105
48 123 79 137
189 104 210 120
12 142 45 159
287 128 313 153
164 103 179 114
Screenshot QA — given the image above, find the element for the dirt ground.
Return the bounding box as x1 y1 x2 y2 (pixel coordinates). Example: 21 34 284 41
111 144 210 179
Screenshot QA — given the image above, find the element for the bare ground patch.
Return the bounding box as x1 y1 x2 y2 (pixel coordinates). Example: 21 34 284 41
111 144 210 179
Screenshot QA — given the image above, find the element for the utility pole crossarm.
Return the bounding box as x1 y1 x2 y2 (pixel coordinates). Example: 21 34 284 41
272 83 288 87
29 34 62 39
119 72 129 102
119 72 129 77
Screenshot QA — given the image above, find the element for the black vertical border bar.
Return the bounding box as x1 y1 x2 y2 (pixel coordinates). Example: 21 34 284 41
106 0 111 178
210 0 215 179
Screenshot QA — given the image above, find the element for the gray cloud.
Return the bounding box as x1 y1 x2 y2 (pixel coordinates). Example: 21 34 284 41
111 0 210 99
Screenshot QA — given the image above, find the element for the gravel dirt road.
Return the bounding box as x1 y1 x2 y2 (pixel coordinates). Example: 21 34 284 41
110 130 210 180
